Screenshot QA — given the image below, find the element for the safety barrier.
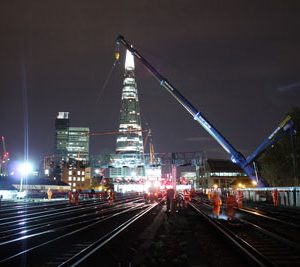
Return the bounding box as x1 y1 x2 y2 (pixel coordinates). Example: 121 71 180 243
240 187 300 207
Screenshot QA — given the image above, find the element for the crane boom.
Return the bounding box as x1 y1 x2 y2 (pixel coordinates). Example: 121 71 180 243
116 35 295 187
89 129 148 136
1 136 9 176
1 136 6 154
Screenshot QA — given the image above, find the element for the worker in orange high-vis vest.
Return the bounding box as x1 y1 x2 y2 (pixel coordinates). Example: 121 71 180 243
226 192 237 220
74 190 79 205
236 190 244 209
183 190 191 206
47 188 53 200
272 189 279 206
211 193 222 218
68 191 73 204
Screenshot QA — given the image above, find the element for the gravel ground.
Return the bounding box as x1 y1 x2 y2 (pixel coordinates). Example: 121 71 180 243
132 204 251 267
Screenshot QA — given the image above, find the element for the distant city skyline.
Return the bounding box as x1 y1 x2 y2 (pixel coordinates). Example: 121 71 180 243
1 1 300 167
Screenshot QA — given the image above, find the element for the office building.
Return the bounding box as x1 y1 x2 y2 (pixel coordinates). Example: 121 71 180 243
54 112 70 163
67 127 90 162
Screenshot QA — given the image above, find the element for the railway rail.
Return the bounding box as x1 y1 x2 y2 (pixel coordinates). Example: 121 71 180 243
190 198 300 266
0 195 159 266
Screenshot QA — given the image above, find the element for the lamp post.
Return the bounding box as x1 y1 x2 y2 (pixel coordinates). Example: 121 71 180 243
19 162 33 192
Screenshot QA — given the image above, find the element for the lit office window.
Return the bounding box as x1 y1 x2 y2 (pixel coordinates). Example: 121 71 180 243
82 178 85 181
68 177 72 181
68 170 72 175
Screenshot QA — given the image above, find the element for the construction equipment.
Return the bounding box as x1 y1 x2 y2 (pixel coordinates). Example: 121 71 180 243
143 129 156 165
89 128 154 155
116 35 296 187
0 136 9 176
89 129 148 136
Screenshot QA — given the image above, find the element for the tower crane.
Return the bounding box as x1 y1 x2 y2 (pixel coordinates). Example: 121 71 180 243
115 35 296 187
0 136 9 176
143 129 156 165
89 128 156 165
89 129 149 136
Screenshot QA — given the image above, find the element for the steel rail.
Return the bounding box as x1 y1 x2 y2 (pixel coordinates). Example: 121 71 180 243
0 201 142 244
0 202 146 264
59 202 160 267
190 201 300 266
189 202 271 267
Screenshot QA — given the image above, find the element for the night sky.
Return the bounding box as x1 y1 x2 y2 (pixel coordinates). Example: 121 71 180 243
1 1 300 167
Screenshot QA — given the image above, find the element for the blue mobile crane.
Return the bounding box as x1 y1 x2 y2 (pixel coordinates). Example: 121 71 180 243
115 35 296 187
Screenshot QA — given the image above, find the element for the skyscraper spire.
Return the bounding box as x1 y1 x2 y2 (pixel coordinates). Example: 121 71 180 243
125 49 135 71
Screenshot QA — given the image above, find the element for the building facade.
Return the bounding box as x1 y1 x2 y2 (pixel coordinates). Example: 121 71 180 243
54 112 89 164
54 112 70 163
67 127 90 163
61 164 91 192
198 159 248 188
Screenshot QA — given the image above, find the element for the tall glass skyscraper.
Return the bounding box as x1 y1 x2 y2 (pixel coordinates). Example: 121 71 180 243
115 50 143 155
54 112 70 163
54 112 89 163
110 50 145 179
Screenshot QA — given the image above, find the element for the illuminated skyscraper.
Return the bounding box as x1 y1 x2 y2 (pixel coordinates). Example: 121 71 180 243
116 50 143 155
110 50 145 178
54 112 70 163
54 113 89 163
67 127 90 162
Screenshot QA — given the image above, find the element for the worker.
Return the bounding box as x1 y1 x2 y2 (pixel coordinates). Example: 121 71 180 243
236 190 244 209
176 191 185 211
74 190 79 205
211 192 222 218
107 189 114 205
47 188 53 200
183 189 191 207
207 191 211 201
272 189 279 206
166 187 175 212
226 191 237 221
68 191 73 204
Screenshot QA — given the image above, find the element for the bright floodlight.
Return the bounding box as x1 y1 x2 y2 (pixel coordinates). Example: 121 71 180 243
19 162 33 175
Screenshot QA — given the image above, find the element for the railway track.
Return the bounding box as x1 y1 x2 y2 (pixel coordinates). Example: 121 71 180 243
1 194 299 266
190 199 300 266
0 195 158 266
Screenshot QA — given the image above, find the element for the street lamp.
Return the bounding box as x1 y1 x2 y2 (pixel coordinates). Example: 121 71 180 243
18 162 33 193
252 180 257 187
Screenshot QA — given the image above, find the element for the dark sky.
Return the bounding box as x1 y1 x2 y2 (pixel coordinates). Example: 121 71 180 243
0 1 300 166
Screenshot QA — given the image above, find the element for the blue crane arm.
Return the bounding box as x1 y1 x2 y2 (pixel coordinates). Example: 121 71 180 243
245 116 295 165
116 36 241 157
116 35 287 187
